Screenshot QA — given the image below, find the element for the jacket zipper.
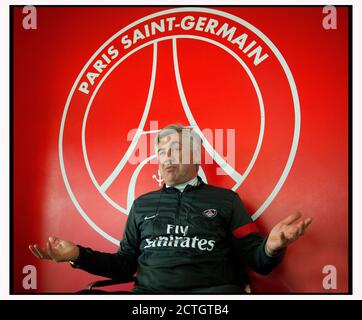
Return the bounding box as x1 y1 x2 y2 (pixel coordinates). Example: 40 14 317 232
186 207 190 224
175 192 183 225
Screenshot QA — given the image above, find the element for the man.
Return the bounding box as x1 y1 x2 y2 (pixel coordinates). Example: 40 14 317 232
29 124 312 293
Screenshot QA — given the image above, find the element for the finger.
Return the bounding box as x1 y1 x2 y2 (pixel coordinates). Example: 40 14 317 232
46 241 57 261
284 226 300 242
304 218 313 229
279 231 287 245
296 221 305 236
48 236 58 249
48 236 60 245
33 245 50 259
299 218 313 236
280 212 302 225
298 225 304 236
47 241 54 260
276 231 290 249
29 245 42 259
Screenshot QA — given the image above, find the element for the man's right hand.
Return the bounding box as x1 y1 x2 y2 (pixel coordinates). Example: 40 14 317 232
29 236 80 263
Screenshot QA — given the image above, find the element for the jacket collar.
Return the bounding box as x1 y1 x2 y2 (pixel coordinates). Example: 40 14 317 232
162 176 205 193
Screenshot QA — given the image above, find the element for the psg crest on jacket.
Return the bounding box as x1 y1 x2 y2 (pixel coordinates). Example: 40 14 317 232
202 209 218 218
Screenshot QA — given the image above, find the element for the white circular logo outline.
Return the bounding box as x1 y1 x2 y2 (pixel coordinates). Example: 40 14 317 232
59 7 301 245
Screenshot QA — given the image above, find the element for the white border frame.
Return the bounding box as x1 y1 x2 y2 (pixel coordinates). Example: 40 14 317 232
2 0 359 300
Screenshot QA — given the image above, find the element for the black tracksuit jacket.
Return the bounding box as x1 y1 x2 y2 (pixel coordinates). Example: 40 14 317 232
72 176 284 293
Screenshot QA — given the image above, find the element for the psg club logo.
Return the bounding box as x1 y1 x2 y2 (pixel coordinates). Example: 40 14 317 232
202 209 218 219
59 7 300 245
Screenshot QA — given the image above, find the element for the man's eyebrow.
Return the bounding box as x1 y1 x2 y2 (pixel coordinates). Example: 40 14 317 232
158 141 181 149
157 141 181 153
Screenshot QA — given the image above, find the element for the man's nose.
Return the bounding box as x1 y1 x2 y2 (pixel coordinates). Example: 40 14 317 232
163 148 178 164
166 148 172 158
163 148 173 164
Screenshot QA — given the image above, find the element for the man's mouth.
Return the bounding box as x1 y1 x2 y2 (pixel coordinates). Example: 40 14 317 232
164 165 177 171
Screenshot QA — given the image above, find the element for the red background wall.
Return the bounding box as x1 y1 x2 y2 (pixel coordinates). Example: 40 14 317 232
13 6 349 293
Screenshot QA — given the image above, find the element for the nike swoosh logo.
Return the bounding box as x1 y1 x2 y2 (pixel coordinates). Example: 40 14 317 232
144 214 157 220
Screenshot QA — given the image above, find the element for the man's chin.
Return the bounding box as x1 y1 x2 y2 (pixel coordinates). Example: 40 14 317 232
162 174 177 186
163 179 176 186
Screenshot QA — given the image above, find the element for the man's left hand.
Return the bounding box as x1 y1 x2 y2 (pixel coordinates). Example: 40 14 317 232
265 212 312 256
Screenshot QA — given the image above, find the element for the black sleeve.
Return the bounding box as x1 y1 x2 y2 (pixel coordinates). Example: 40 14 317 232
228 193 285 276
70 203 140 280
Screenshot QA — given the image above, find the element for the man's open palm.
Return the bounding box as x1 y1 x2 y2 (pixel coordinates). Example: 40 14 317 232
29 237 79 262
266 212 312 255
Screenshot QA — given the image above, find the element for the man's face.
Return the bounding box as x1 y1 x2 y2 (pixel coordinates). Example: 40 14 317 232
157 132 198 186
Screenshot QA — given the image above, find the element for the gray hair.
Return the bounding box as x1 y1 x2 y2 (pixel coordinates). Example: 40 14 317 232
155 124 202 164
